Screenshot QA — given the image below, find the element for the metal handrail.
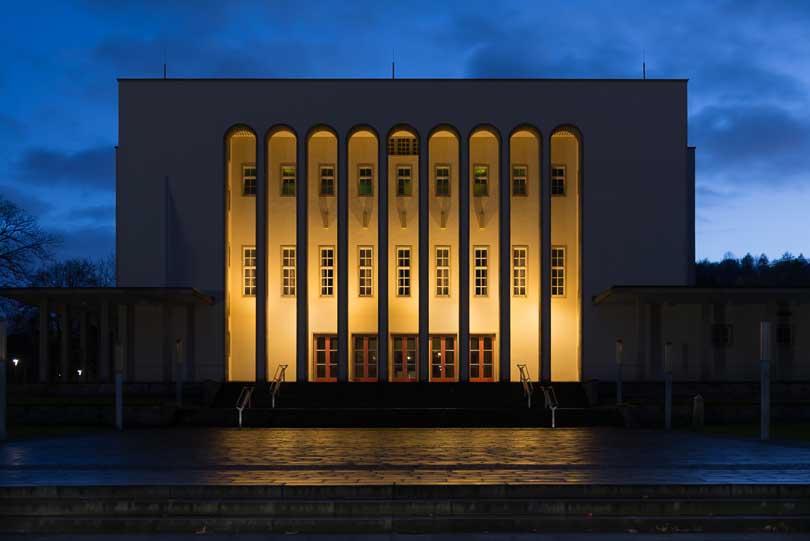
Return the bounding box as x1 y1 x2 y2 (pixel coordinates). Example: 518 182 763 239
517 363 533 408
270 364 288 409
235 385 254 428
541 385 586 429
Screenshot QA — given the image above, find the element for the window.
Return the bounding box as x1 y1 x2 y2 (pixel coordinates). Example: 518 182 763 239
435 165 450 197
512 164 528 196
353 335 378 382
430 335 456 381
242 246 256 296
319 246 334 296
320 165 335 196
392 335 417 381
551 165 566 196
474 246 488 296
388 137 419 155
280 165 296 196
473 165 489 197
470 335 494 382
314 335 338 381
551 246 565 297
281 246 296 297
776 324 793 347
435 246 450 297
358 246 373 297
358 165 374 196
396 165 412 196
242 164 257 196
513 246 527 296
396 246 411 297
712 324 733 348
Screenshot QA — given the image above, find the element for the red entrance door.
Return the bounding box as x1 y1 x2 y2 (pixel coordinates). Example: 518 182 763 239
353 335 378 382
313 335 338 382
392 335 417 382
470 335 494 382
430 335 456 381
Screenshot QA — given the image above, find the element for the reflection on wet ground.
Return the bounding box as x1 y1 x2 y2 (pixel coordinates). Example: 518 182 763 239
2 427 810 485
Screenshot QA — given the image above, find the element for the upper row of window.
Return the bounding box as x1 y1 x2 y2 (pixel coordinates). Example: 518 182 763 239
240 164 569 198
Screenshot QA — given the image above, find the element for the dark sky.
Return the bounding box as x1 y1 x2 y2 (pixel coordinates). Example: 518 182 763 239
1 0 809 262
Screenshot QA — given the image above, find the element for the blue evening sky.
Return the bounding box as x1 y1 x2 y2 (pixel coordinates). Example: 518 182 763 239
1 0 808 262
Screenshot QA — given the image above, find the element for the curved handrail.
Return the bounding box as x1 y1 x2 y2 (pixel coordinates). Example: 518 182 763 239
270 364 288 408
517 363 533 408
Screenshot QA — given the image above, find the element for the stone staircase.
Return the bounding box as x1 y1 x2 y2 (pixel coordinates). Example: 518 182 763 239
2 484 808 533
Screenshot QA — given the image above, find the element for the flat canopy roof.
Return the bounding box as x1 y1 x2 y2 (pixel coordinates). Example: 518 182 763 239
594 286 810 306
0 287 214 307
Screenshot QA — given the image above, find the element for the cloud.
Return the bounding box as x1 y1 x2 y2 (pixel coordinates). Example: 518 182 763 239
0 113 23 138
67 204 115 223
0 183 52 217
15 146 114 191
52 224 115 261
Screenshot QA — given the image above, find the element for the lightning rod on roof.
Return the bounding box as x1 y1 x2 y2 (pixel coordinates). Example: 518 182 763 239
392 49 395 79
642 50 646 80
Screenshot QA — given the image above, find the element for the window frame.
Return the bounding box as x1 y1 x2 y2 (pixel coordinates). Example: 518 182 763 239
473 245 489 297
512 245 528 297
358 245 374 297
396 245 411 297
430 334 457 382
281 245 296 297
551 164 566 196
319 245 335 297
241 163 257 196
473 164 489 197
242 245 257 297
511 164 528 197
313 334 338 382
358 164 374 197
391 334 418 382
469 334 495 382
352 334 378 382
319 164 336 197
280 163 296 197
551 245 566 298
435 245 450 297
434 164 451 197
396 164 413 197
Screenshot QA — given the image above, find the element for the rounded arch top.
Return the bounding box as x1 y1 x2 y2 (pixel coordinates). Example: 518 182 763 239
265 124 297 142
386 123 420 140
428 124 461 140
509 124 542 140
347 124 379 140
550 124 583 142
306 124 339 141
224 124 257 139
468 124 501 143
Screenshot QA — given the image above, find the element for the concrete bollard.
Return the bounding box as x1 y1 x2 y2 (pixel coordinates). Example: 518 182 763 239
692 394 704 431
615 339 623 405
760 321 772 441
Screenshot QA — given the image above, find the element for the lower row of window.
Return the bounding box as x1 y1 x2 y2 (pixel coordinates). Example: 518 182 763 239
313 334 495 382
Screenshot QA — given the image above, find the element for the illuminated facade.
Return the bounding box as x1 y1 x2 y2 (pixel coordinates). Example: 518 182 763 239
116 79 699 383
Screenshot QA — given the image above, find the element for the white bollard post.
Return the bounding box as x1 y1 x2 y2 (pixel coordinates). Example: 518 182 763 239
0 317 7 441
760 321 772 441
615 339 623 405
175 339 184 409
114 341 124 431
664 341 673 431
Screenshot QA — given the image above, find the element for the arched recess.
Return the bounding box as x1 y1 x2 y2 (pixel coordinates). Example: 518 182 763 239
346 126 380 381
386 125 420 382
306 126 339 381
466 126 501 383
550 125 582 382
508 125 542 382
224 124 257 381
265 125 298 381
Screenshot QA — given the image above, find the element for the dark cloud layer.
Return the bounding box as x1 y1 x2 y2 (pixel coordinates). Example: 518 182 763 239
15 146 114 190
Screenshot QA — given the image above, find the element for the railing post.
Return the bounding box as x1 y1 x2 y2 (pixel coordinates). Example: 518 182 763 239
760 321 772 441
664 341 672 431
615 339 623 405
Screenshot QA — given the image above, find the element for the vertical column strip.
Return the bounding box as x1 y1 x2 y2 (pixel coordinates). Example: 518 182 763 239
499 131 511 382
296 132 308 382
337 132 349 382
255 134 268 382
458 133 470 382
418 132 430 381
540 133 552 382
377 133 389 381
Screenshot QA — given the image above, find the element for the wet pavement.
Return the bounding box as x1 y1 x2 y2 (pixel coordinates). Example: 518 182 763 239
2 427 810 486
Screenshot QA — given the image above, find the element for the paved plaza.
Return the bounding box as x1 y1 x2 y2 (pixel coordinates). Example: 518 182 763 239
3 427 810 486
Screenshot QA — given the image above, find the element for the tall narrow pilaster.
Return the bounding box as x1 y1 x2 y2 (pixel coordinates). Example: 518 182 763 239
458 134 470 382
499 132 511 382
255 135 268 382
418 132 430 381
296 132 308 382
337 131 349 382
377 132 389 381
540 133 552 382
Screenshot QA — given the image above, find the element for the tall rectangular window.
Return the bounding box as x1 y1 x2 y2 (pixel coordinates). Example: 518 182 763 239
242 246 256 296
474 246 488 297
392 335 418 381
358 246 373 297
281 246 296 297
435 165 450 196
280 164 296 197
512 164 528 196
358 165 374 196
513 246 527 296
320 246 334 296
396 165 412 196
551 165 566 196
396 246 411 297
473 164 489 197
436 246 450 297
242 164 257 196
320 165 335 196
551 246 565 297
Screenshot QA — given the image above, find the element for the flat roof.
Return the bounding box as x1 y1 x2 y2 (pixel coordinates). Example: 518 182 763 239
0 287 214 307
118 77 689 83
594 286 810 305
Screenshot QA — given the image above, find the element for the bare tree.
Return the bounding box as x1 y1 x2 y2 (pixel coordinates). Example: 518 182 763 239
0 196 59 285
